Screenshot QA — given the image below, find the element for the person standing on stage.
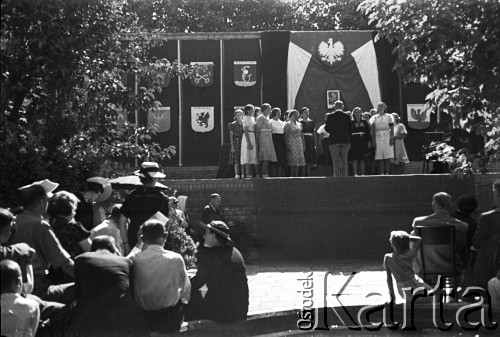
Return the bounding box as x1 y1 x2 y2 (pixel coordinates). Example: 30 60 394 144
325 100 351 177
240 104 259 178
284 109 306 177
299 107 317 177
255 103 277 178
228 109 244 179
350 107 371 176
370 102 394 175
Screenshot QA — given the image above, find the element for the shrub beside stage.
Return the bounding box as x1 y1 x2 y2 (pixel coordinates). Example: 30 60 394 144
163 174 499 262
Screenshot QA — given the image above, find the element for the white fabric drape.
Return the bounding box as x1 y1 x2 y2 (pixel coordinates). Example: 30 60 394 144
352 40 382 109
287 42 312 110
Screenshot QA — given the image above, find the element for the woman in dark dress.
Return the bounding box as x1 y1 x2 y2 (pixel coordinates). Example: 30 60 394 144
269 107 286 177
48 191 91 259
299 107 317 176
69 236 148 336
228 109 244 178
349 107 371 176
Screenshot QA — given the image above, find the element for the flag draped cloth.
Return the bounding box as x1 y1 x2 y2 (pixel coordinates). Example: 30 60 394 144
287 31 381 125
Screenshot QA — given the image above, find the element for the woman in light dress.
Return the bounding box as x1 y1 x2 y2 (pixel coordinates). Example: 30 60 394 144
369 102 394 175
241 104 258 178
284 109 306 177
391 113 409 174
255 104 277 178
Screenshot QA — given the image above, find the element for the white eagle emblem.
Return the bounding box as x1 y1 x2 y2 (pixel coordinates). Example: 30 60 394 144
318 38 344 65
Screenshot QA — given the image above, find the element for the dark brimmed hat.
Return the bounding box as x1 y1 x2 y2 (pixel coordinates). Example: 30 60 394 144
201 220 234 245
134 162 166 179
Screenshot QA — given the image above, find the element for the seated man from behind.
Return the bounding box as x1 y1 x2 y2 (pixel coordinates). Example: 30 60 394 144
129 220 190 334
188 221 249 323
13 180 75 304
1 260 40 337
412 192 468 282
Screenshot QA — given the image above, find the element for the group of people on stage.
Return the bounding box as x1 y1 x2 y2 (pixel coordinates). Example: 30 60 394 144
1 162 249 336
383 188 500 306
228 100 409 178
228 103 317 178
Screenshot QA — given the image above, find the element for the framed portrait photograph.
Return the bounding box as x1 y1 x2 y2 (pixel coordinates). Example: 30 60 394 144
327 90 340 109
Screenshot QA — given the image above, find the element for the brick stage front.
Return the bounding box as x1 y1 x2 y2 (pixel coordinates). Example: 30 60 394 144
162 174 499 262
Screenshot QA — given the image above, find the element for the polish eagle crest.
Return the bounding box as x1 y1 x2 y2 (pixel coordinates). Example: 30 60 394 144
318 38 344 65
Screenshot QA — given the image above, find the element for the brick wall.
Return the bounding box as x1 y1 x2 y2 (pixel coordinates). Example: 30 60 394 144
157 173 499 262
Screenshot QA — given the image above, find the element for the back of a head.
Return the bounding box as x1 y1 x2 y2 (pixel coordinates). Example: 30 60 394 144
1 260 21 294
334 100 344 110
91 235 117 253
139 174 154 185
141 220 166 243
456 195 478 214
47 191 79 218
109 205 122 222
433 192 452 210
209 193 220 200
0 208 14 232
261 103 271 112
20 185 47 208
244 104 254 116
389 231 410 254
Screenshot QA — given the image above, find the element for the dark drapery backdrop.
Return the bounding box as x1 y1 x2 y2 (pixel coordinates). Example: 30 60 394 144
122 32 436 167
223 39 262 142
181 40 221 166
373 33 433 161
261 31 290 111
149 40 180 166
373 33 400 114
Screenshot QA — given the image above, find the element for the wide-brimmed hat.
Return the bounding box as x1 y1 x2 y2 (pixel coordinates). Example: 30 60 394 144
86 177 112 203
18 179 59 198
200 220 234 245
134 162 166 179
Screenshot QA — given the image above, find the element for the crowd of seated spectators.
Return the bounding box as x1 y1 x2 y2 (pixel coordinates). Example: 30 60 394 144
1 177 249 336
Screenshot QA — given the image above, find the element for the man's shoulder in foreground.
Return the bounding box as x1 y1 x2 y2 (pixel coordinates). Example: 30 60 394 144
413 212 468 231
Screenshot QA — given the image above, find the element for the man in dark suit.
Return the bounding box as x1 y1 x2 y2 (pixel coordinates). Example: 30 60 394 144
324 100 351 177
201 194 225 224
411 192 468 280
201 194 252 262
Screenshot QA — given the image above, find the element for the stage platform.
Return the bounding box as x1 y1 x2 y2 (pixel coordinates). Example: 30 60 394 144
161 174 499 262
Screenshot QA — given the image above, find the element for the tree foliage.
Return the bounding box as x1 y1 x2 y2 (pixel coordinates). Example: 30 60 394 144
130 0 371 32
0 0 180 206
360 0 500 168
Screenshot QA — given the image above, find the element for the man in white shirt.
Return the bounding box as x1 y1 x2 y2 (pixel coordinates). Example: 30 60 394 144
129 220 190 333
1 259 40 337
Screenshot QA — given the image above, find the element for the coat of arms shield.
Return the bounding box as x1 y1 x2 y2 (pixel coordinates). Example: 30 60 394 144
148 107 171 133
191 107 214 133
234 61 257 87
190 62 214 87
407 104 430 129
